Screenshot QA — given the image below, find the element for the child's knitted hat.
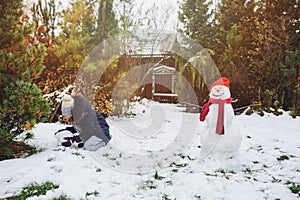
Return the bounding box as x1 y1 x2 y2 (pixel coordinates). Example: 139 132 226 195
61 94 74 116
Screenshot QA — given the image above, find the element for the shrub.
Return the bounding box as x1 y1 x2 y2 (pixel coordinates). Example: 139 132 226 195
0 80 52 139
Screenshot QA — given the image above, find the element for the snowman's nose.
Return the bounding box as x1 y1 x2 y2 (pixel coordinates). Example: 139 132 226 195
216 88 220 93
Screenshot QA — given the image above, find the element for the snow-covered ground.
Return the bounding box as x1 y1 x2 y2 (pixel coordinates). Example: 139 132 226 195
0 100 299 199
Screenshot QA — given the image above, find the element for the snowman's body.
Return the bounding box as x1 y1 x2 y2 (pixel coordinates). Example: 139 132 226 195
200 85 241 157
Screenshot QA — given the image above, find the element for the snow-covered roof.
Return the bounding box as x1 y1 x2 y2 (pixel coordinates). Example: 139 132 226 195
152 65 176 74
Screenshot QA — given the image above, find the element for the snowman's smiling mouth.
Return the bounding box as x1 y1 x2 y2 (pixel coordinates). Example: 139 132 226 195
212 92 224 98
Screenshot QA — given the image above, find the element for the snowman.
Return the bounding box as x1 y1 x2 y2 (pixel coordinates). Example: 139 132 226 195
199 77 241 159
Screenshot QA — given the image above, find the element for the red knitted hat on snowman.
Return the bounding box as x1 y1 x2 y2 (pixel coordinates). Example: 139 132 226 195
209 77 230 91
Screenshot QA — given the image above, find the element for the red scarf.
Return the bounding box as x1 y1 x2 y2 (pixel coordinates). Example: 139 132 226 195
199 98 232 135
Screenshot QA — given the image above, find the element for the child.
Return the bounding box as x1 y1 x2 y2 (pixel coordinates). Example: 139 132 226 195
59 94 111 151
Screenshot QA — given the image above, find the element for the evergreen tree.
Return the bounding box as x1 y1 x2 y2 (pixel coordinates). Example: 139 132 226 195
249 0 300 112
214 0 258 106
178 0 214 49
95 0 119 44
0 0 51 138
211 0 246 65
178 0 216 98
283 48 300 116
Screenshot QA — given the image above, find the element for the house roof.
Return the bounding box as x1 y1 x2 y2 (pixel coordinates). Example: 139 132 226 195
152 65 176 74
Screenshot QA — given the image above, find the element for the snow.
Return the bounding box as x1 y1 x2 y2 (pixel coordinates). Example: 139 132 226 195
0 100 300 199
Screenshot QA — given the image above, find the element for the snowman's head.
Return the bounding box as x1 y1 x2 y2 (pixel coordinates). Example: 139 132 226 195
209 85 231 99
209 77 231 99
